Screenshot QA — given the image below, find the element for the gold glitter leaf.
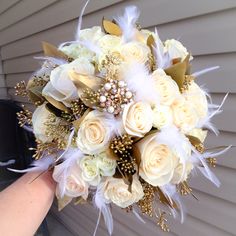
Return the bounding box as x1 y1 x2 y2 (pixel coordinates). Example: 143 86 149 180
42 41 68 60
102 18 122 36
44 95 69 112
165 54 190 92
186 134 204 153
72 108 91 130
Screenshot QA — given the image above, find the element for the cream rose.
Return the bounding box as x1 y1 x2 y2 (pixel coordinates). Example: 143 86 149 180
152 69 181 106
122 102 153 137
152 105 173 129
97 152 116 177
42 58 95 106
32 104 57 143
171 97 199 133
98 34 121 53
76 110 113 154
136 133 176 186
183 82 208 120
60 43 95 61
79 155 101 186
120 41 150 63
171 161 193 184
103 176 144 208
164 39 192 61
53 162 89 199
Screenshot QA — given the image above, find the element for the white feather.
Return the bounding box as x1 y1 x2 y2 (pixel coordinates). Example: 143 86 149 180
190 146 230 187
122 61 160 104
160 184 186 223
93 183 113 235
53 148 84 198
75 0 90 41
192 66 219 78
198 93 228 134
153 28 170 69
8 155 54 173
0 159 15 167
115 5 140 42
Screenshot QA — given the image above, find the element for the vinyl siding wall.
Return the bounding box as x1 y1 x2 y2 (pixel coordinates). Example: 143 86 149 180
0 1 235 235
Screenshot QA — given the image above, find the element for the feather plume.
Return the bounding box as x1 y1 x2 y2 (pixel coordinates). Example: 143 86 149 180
75 0 90 41
122 61 160 104
192 66 219 78
0 159 15 167
93 183 113 235
160 184 186 223
152 28 171 69
8 155 54 173
115 5 140 42
198 93 228 134
53 148 84 198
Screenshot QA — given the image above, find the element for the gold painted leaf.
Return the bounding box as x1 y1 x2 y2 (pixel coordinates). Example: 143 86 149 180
102 18 122 36
42 41 68 60
164 54 190 91
44 95 69 112
147 34 155 51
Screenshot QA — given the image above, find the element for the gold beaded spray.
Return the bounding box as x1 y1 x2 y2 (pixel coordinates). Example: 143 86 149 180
16 105 32 127
110 134 136 175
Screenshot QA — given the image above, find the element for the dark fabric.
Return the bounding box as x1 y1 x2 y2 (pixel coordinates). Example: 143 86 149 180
0 100 35 185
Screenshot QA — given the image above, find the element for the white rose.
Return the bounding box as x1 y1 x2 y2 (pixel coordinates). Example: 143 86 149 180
53 162 89 199
152 105 173 129
79 155 101 186
122 102 153 137
32 104 57 143
152 69 181 106
171 97 199 133
183 82 208 119
171 161 193 184
98 34 122 53
164 39 192 61
42 58 95 106
120 41 150 63
79 26 105 42
187 128 208 143
136 133 176 186
76 110 113 154
103 176 144 208
97 152 116 177
60 43 95 61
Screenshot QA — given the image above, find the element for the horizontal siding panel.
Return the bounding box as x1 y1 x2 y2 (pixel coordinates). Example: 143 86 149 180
2 0 236 59
0 0 58 31
51 201 232 236
3 53 42 74
193 53 236 93
5 72 31 88
0 0 123 46
0 88 7 98
0 75 5 87
184 190 236 235
154 8 236 56
0 0 19 15
190 165 236 204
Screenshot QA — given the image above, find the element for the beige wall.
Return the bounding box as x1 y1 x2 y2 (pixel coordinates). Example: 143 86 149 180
0 0 236 235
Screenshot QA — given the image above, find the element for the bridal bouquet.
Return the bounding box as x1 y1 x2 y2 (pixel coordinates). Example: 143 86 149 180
14 3 229 234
